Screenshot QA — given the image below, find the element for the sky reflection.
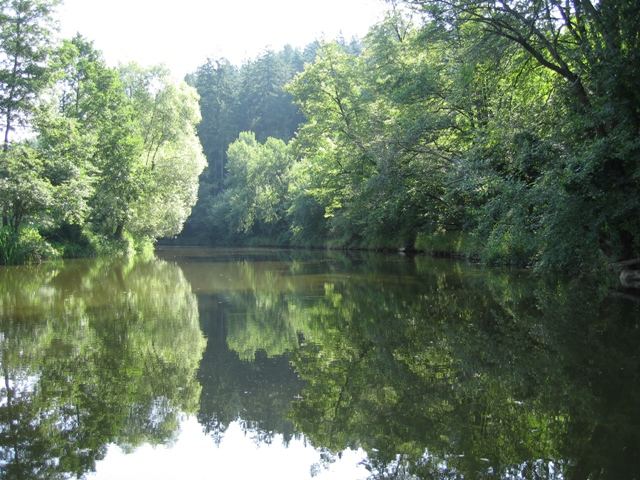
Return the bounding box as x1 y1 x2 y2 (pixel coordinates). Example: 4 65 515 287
89 417 369 480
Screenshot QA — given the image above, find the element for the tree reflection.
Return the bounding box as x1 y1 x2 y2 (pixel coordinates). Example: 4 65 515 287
237 255 639 480
195 293 304 445
158 249 640 479
183 253 338 446
0 257 205 479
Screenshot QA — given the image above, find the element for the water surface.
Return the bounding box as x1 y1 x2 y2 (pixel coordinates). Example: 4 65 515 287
1 247 638 479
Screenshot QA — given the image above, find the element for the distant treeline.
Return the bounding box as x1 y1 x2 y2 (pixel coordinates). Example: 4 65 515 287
178 40 360 242
181 0 639 274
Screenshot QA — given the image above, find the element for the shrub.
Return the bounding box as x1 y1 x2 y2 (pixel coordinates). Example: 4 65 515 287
0 226 59 265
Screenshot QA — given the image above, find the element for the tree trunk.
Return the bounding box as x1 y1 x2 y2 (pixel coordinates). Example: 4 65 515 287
114 223 124 240
3 18 22 152
620 230 635 261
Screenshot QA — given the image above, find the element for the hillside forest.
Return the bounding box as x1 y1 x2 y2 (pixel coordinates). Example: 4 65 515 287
1 0 639 275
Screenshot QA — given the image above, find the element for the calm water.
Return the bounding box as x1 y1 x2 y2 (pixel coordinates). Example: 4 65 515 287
1 247 638 480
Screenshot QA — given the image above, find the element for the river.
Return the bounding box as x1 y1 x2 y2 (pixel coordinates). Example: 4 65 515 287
0 247 638 479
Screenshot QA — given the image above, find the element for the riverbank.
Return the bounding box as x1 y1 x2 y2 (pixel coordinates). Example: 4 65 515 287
162 232 640 291
5 227 636 293
0 225 153 266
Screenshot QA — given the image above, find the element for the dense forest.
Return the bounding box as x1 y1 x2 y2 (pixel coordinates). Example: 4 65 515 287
180 0 639 276
1 0 639 276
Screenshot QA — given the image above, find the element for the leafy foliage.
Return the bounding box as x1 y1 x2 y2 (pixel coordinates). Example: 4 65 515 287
0 16 205 263
0 0 59 149
119 64 206 240
212 132 294 241
1 0 638 273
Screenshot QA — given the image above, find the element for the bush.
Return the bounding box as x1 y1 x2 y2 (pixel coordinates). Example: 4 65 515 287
0 227 59 265
81 229 155 259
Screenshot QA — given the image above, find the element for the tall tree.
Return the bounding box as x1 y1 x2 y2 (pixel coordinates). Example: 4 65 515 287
53 36 143 240
0 0 59 150
186 58 238 193
223 131 293 236
238 48 306 142
119 64 206 240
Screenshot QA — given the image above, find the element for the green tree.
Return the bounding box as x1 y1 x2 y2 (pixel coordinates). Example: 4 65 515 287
238 48 306 142
180 45 313 244
0 106 97 263
400 0 640 267
186 58 239 194
0 0 59 150
53 36 143 241
0 144 52 231
287 28 456 249
34 107 95 229
119 64 206 240
222 131 294 237
42 38 205 249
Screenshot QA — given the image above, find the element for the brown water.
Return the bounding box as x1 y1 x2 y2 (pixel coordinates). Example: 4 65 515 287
0 247 638 479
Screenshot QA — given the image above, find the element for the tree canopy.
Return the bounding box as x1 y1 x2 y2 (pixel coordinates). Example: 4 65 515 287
0 3 206 264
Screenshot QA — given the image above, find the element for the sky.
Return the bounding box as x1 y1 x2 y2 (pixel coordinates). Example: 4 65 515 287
58 0 389 79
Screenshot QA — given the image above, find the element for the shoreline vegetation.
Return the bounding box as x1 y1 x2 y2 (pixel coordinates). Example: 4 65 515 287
1 0 639 287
